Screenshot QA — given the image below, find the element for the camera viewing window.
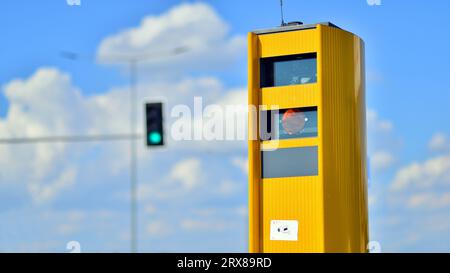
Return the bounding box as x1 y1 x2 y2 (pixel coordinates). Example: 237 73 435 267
261 146 319 178
260 53 317 88
260 107 318 141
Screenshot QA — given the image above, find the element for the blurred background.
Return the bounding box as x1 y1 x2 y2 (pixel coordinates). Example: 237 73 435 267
1 0 450 252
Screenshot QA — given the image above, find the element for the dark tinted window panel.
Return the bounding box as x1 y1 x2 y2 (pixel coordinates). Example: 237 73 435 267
261 146 319 179
260 53 317 88
260 107 318 141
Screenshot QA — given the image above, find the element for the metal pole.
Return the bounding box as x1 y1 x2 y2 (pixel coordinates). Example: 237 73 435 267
130 60 138 253
280 0 286 26
60 48 188 253
0 134 141 144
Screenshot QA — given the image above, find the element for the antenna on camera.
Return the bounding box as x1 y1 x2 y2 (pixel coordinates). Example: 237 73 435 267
280 0 287 26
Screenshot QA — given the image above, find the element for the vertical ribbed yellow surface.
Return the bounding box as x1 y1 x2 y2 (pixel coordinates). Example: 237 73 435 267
248 24 368 253
248 32 262 253
320 25 369 253
262 176 324 253
258 29 318 58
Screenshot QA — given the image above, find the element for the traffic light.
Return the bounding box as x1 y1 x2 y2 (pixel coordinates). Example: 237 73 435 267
145 102 164 147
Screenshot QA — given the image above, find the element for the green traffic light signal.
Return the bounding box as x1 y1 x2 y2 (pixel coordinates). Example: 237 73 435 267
145 102 164 147
148 131 162 144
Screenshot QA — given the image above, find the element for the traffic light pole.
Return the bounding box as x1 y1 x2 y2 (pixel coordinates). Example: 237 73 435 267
59 47 187 253
130 60 138 253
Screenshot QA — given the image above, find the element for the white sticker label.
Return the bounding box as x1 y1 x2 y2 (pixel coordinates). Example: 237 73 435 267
270 220 298 241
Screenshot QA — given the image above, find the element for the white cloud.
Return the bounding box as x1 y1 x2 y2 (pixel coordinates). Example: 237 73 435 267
53 210 87 236
407 192 450 209
366 108 401 177
391 155 450 191
0 69 82 183
367 109 394 133
368 194 377 207
28 166 77 205
144 204 157 215
372 128 450 250
1 3 248 207
168 87 247 150
96 2 245 73
429 133 450 152
191 208 218 217
56 223 80 236
169 158 203 190
66 210 87 222
231 156 248 175
0 2 249 252
0 68 131 203
371 151 395 171
180 219 233 232
0 66 247 204
234 206 248 217
217 180 240 196
146 220 172 237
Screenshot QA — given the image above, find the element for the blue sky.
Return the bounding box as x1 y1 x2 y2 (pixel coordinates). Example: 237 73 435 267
1 0 450 253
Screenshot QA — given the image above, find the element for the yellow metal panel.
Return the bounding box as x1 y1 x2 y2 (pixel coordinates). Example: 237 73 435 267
319 25 369 253
248 32 262 253
261 138 318 151
250 25 325 253
258 28 318 58
261 84 319 110
248 23 368 253
261 176 324 253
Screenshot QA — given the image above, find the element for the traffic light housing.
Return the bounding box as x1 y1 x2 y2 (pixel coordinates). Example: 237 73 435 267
145 102 164 147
